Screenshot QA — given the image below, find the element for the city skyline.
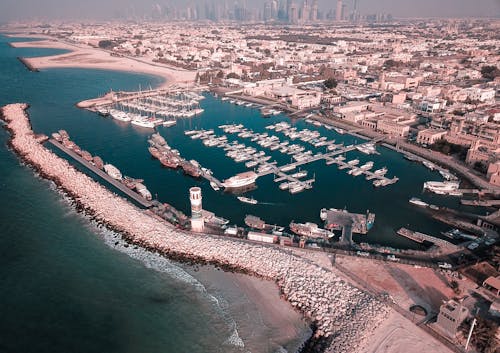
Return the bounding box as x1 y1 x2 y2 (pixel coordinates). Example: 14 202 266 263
0 0 499 22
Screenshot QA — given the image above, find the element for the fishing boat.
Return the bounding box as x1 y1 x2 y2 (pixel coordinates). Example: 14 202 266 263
237 196 258 205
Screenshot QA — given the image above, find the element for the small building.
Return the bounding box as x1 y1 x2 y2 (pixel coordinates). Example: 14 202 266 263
483 276 500 297
436 300 469 338
487 162 500 187
291 92 321 109
247 231 277 244
416 129 448 145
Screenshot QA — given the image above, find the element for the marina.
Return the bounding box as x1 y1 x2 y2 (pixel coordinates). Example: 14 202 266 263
181 122 398 194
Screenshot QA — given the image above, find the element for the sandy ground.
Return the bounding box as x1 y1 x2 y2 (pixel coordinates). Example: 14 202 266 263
334 256 455 314
295 249 455 314
187 266 311 353
361 311 452 353
10 39 196 89
292 250 457 353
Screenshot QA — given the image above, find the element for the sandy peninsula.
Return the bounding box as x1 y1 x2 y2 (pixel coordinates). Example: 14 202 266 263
10 38 196 89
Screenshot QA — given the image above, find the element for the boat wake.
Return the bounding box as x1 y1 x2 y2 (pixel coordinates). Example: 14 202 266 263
257 201 282 206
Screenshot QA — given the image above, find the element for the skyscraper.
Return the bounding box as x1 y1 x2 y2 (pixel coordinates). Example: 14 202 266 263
264 1 272 21
289 3 299 24
310 0 318 21
300 0 310 23
336 0 343 21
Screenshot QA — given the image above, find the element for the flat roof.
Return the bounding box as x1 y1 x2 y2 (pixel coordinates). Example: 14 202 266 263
484 276 500 290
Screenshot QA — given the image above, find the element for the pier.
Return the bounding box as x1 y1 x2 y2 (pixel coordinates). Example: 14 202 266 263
396 228 459 251
47 139 153 208
186 124 398 193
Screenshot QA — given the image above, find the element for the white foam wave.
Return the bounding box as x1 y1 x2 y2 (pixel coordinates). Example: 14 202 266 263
91 225 249 351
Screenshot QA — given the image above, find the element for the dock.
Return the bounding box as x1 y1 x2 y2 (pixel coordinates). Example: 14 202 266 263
189 123 398 192
396 227 459 250
461 199 500 207
321 208 376 244
47 139 153 208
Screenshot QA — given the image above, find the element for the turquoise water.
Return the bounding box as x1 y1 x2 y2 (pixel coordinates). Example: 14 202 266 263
0 35 311 353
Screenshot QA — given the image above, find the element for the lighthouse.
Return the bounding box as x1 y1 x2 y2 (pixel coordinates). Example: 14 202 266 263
189 187 204 232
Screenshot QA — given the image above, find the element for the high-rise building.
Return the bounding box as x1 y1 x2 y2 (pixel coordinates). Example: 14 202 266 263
264 1 272 21
289 3 299 23
189 187 204 232
300 0 310 23
310 0 318 21
286 0 292 21
336 0 343 21
271 0 278 19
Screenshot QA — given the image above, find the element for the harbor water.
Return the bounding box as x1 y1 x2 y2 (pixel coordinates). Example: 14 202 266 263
0 35 310 353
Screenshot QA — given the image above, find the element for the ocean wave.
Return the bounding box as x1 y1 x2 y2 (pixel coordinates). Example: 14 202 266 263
89 223 249 351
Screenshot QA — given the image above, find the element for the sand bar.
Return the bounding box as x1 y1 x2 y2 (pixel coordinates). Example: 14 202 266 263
11 39 196 89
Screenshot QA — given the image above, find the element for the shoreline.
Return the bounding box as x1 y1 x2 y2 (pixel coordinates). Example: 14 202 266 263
5 37 196 90
1 102 391 353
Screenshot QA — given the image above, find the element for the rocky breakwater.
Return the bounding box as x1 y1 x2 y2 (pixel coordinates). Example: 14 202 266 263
1 103 390 353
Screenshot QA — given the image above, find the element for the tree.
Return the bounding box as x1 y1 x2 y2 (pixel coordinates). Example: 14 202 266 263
473 161 488 174
481 65 500 80
226 72 240 79
216 70 224 79
98 40 115 49
324 78 338 89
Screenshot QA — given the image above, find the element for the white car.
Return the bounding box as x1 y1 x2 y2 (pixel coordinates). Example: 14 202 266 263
387 254 400 262
356 251 370 257
438 262 453 269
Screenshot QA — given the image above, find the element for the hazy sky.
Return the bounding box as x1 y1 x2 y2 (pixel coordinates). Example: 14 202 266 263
0 0 499 22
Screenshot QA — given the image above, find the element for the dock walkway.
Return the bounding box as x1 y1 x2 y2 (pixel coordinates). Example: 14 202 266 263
48 139 153 208
397 227 459 250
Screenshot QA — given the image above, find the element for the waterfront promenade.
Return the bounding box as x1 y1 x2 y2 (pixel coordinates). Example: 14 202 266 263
1 102 392 353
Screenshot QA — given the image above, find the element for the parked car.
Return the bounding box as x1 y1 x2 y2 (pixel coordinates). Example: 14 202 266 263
387 254 400 262
438 262 453 269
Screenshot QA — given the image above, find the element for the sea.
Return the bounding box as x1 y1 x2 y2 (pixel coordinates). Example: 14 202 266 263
0 33 486 353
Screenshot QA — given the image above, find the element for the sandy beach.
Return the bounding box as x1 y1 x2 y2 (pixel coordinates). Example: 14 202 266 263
9 38 196 89
188 265 311 353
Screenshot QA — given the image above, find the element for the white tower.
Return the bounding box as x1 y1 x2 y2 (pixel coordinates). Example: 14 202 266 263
189 187 204 232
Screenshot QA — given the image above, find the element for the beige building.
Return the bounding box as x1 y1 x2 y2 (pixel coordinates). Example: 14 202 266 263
417 129 448 145
483 276 500 297
377 120 410 137
291 92 321 109
436 300 469 338
487 162 500 187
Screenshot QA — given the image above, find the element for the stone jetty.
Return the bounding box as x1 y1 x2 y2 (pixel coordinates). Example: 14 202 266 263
1 103 390 353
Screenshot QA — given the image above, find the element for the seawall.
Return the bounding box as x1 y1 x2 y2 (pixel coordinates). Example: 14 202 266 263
1 102 390 353
17 57 39 72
